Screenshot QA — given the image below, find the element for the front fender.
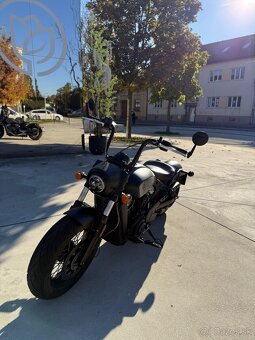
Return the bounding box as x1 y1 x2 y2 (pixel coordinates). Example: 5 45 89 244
65 206 96 227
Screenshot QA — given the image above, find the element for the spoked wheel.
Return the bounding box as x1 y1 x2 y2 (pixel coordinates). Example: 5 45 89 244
27 216 100 299
28 126 42 140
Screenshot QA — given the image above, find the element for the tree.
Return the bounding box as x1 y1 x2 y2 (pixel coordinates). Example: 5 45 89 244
55 83 72 114
150 28 208 133
86 0 155 137
86 0 205 137
21 76 45 111
81 14 117 121
0 35 31 104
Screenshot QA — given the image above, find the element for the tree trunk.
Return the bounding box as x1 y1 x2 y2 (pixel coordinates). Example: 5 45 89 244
166 99 171 134
126 89 133 138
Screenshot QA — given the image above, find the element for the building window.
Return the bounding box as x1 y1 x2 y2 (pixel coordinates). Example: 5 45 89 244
231 67 245 80
210 70 222 82
154 100 162 108
207 97 220 108
134 100 141 111
228 96 241 108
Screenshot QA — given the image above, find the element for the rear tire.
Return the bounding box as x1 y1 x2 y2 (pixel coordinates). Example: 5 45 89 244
0 124 4 138
27 216 99 299
28 126 42 140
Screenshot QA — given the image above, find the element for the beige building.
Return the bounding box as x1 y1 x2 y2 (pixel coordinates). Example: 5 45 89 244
116 34 255 127
197 34 255 127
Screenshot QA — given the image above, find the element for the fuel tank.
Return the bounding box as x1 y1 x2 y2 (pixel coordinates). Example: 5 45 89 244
125 164 155 198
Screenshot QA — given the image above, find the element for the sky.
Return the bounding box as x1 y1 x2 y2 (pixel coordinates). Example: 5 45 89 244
0 0 81 96
0 0 255 95
191 0 255 44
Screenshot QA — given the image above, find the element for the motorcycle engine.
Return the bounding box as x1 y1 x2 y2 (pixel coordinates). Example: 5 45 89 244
7 122 20 134
128 192 152 239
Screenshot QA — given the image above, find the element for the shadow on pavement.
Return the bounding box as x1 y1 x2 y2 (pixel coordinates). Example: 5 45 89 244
0 140 85 159
0 215 166 340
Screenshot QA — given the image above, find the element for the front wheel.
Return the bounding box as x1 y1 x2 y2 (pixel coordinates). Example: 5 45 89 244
27 216 100 299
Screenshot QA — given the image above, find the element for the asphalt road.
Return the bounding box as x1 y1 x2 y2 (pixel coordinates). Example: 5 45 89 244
0 122 255 339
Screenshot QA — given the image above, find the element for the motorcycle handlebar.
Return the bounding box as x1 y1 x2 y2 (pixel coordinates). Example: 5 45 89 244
125 137 189 169
161 139 187 156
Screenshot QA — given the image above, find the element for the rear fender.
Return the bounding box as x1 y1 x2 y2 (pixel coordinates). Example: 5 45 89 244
27 123 40 129
65 206 96 227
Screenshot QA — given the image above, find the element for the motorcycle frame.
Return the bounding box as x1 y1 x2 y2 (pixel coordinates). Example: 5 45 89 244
66 120 187 247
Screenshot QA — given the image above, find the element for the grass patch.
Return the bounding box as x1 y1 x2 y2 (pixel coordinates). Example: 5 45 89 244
113 136 147 143
154 130 180 136
27 119 65 124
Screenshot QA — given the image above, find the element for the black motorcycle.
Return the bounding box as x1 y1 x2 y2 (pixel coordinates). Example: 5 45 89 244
27 116 208 299
0 115 42 140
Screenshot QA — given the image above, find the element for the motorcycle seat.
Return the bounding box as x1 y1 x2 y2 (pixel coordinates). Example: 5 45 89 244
144 160 181 183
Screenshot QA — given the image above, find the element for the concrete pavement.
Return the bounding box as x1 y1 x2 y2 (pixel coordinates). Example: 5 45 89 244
0 121 255 339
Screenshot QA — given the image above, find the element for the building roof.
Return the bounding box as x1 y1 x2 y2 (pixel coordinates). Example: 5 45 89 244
202 34 255 64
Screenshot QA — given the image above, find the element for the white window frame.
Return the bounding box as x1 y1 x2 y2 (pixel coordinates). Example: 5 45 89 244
231 67 245 80
210 70 222 82
207 97 220 108
134 100 141 111
154 100 162 108
228 96 241 108
171 100 177 108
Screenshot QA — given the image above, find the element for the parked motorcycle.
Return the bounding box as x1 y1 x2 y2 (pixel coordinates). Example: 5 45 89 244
27 116 208 299
0 115 42 140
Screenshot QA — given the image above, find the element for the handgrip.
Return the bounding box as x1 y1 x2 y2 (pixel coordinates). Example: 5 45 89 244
161 140 172 147
159 146 168 152
173 146 187 156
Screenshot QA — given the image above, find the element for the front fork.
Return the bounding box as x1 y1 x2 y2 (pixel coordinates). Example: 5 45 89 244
73 185 116 265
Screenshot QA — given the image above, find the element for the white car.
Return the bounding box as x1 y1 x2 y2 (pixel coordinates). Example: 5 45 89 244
27 109 63 121
7 107 28 121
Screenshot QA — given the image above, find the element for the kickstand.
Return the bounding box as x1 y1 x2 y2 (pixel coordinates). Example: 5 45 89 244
144 228 163 248
132 226 163 248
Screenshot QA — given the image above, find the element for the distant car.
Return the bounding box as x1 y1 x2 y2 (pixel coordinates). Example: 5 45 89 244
7 107 28 121
67 109 84 117
27 109 63 121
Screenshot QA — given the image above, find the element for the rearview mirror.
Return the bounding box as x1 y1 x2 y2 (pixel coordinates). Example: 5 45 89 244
192 131 209 146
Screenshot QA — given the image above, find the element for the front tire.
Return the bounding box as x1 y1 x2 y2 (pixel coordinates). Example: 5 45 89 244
27 216 99 299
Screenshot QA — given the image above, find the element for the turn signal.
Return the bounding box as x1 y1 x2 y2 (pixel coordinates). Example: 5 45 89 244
75 172 86 180
121 193 132 205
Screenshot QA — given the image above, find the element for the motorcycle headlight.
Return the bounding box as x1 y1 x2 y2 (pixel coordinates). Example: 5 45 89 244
89 175 105 193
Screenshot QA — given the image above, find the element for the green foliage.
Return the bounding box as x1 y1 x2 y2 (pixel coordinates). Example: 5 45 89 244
86 0 158 137
149 1 208 104
87 0 156 87
53 83 81 114
81 14 117 118
86 0 205 137
22 98 45 111
150 30 208 104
